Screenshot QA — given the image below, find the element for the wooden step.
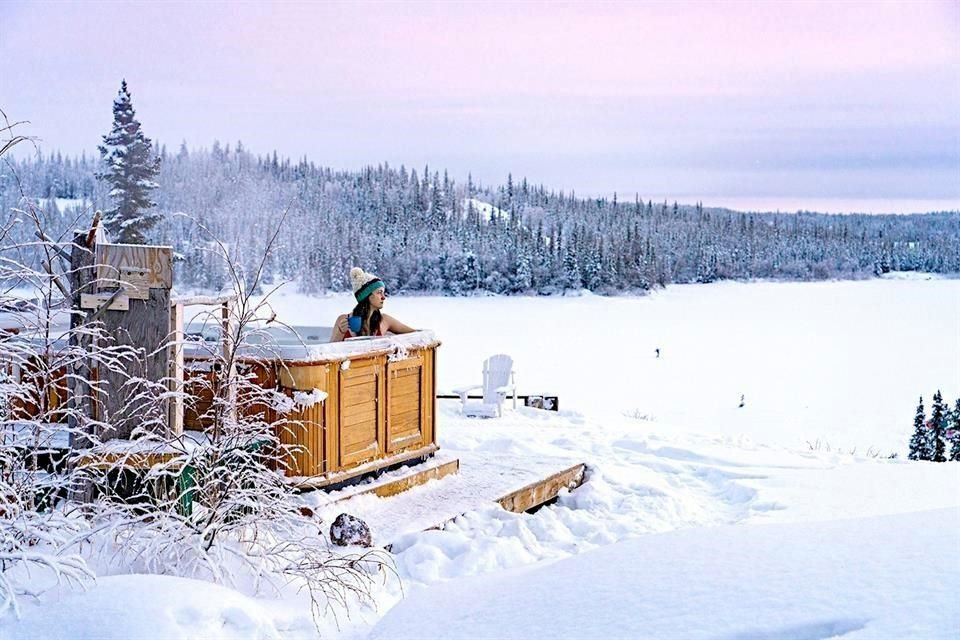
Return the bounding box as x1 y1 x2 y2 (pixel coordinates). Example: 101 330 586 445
495 463 586 513
305 453 588 547
351 458 461 499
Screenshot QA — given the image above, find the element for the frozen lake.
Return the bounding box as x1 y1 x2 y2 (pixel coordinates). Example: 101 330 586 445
262 275 960 456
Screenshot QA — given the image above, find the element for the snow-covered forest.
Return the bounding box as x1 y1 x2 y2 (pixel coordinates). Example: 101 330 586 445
2 146 958 295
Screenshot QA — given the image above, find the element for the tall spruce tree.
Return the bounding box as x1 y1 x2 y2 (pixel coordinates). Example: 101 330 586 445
97 79 161 243
949 398 960 462
908 396 928 460
929 390 947 462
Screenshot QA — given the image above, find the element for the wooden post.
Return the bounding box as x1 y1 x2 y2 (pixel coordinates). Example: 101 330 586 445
66 217 177 504
168 302 184 435
67 230 99 449
220 299 237 425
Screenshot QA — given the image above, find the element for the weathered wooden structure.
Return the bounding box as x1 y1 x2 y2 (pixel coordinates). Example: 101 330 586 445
68 230 174 445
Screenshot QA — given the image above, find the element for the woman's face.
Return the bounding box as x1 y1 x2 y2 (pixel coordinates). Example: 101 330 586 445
368 287 386 310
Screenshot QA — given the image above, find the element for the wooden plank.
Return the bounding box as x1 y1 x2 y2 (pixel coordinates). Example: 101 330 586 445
74 450 182 470
389 408 420 427
388 406 420 427
98 286 172 440
96 243 173 289
341 383 376 408
341 405 376 429
341 440 378 467
388 428 420 449
278 363 330 391
325 363 339 474
389 376 419 397
376 364 386 465
342 374 376 391
221 300 237 425
388 391 420 410
496 463 587 513
423 347 435 447
342 422 377 449
278 419 304 474
390 366 419 381
80 292 129 311
354 458 460 499
389 413 420 432
390 393 420 413
389 403 420 422
168 303 184 435
388 356 423 372
387 431 422 453
291 444 439 491
117 267 151 300
284 399 325 476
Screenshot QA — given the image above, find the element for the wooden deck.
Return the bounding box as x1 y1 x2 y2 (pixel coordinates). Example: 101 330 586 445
305 453 588 547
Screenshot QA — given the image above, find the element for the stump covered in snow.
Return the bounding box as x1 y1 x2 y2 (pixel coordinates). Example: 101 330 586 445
330 513 372 547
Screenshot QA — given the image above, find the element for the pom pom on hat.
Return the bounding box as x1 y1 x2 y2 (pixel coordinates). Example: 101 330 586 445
350 266 384 302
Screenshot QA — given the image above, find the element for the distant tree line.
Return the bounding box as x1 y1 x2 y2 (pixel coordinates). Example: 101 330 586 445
909 392 960 462
2 143 958 295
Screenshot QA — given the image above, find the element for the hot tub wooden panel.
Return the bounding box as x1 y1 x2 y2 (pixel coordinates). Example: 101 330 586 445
386 356 425 453
338 356 385 468
280 398 325 476
182 338 439 481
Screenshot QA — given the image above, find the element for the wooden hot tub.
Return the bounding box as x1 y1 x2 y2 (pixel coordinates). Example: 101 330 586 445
183 331 440 486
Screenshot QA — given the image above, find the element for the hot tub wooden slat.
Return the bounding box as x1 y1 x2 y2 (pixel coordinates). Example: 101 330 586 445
390 366 420 381
278 363 330 391
342 370 376 386
279 393 326 476
387 433 422 453
389 420 420 436
389 389 420 408
388 425 420 444
341 428 377 454
388 406 420 426
341 405 377 428
341 384 377 408
389 379 420 399
342 440 378 466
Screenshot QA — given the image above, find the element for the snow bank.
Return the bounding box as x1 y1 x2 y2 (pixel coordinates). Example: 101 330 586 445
3 574 315 640
371 507 960 640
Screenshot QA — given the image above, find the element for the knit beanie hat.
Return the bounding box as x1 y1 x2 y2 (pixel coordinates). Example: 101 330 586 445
351 266 385 302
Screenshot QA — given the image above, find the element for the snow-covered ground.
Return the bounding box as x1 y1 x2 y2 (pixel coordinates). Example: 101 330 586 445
4 277 959 640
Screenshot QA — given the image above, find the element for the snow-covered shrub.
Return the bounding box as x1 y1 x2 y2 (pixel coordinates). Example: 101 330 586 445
0 199 132 616
86 219 392 625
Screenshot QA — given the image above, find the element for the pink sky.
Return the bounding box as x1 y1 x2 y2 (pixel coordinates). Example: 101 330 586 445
2 0 958 202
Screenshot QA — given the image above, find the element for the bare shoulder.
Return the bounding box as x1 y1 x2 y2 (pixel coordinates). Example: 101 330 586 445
380 313 415 334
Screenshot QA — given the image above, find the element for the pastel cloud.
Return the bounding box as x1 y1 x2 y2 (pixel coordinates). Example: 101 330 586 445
1 0 957 202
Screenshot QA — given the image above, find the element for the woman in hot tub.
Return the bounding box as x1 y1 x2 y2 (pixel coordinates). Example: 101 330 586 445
330 267 417 341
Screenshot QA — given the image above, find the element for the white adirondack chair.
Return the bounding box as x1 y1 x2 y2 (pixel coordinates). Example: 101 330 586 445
452 354 517 418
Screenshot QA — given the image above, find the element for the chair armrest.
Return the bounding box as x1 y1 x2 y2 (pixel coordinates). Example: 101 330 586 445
452 383 482 402
494 384 514 396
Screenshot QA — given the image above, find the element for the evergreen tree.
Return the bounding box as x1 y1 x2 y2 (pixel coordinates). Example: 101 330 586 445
908 396 927 460
4 136 960 295
929 390 947 462
97 79 161 243
949 398 960 462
